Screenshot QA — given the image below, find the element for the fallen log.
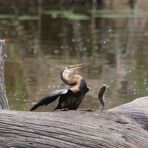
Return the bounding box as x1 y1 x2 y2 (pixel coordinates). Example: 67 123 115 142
0 97 148 148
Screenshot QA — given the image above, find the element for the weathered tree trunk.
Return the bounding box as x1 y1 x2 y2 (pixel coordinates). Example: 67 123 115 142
0 97 148 148
0 39 9 109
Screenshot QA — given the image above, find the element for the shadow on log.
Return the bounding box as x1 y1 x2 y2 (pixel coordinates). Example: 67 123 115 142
0 97 148 148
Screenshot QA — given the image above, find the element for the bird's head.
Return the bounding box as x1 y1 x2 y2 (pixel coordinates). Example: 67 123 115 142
66 64 84 73
61 64 85 85
64 64 85 77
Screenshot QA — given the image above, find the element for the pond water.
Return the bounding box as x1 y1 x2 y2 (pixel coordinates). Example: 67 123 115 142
1 9 148 111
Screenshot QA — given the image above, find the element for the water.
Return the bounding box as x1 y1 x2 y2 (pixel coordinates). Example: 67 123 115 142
1 9 148 111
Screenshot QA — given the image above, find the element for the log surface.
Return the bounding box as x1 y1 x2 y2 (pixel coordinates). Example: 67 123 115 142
0 97 148 148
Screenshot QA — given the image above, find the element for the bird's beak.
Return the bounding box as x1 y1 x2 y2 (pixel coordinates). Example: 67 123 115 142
67 64 85 71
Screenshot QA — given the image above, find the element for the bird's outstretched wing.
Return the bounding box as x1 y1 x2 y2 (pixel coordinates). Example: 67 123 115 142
30 89 68 111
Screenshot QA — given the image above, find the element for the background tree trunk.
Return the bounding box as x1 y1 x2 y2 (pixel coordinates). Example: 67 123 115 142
0 39 9 109
0 97 148 148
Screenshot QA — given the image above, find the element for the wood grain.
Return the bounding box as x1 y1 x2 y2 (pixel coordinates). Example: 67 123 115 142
0 97 148 148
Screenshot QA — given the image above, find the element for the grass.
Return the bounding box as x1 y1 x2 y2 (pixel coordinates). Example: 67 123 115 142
1 9 148 20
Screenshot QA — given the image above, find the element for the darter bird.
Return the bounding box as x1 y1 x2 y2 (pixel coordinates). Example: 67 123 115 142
30 64 89 111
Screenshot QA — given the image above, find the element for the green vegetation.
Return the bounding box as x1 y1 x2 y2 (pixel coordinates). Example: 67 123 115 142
1 9 148 21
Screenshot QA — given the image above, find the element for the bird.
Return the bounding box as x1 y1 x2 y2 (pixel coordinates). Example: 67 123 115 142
30 64 89 111
98 84 107 112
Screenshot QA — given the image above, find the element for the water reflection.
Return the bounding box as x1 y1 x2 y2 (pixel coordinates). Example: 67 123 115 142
1 10 148 111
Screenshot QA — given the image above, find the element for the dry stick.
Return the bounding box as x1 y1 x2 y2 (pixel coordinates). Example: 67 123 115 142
98 84 106 112
0 39 9 109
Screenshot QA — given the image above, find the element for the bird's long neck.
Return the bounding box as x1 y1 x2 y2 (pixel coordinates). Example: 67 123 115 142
61 70 83 91
70 75 84 93
60 68 88 94
60 69 77 86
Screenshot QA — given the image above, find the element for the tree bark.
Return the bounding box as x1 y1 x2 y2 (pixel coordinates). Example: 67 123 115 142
0 39 9 109
0 97 148 148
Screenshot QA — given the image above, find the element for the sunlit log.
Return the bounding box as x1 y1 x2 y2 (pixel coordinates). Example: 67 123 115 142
0 97 148 148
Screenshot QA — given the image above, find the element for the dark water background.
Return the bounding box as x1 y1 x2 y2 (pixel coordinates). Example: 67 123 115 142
0 1 148 111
